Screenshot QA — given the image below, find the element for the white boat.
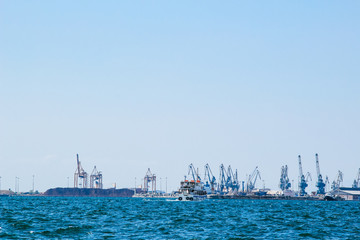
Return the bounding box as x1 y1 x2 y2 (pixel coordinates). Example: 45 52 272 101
177 180 207 201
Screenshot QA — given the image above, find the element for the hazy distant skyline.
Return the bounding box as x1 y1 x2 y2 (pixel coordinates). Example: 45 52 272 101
1 1 359 192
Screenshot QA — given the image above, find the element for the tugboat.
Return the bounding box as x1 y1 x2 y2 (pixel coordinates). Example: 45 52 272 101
177 179 207 201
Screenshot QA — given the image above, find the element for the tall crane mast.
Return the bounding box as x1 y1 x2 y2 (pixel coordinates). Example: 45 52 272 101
227 166 239 192
218 164 227 192
247 166 261 192
331 170 343 190
352 168 360 188
325 176 330 192
298 155 303 178
298 155 309 196
279 165 291 191
74 154 88 188
77 154 81 177
226 165 233 189
234 169 240 191
188 164 199 181
315 153 326 194
204 164 216 193
336 170 343 188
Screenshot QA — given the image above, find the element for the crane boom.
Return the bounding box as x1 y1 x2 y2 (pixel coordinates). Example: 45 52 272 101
315 153 326 194
219 164 227 192
279 165 291 191
315 153 320 178
188 164 197 181
298 155 303 177
227 165 234 187
247 166 261 192
234 169 239 189
77 154 81 176
331 170 343 190
226 165 239 191
74 154 88 188
352 168 360 188
298 155 308 196
204 164 216 192
306 172 312 182
337 171 343 185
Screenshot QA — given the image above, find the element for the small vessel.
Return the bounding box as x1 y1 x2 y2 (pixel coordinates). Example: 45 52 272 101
177 180 207 201
324 193 344 201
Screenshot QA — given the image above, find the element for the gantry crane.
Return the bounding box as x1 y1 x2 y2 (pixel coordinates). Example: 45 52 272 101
352 168 360 188
144 168 156 193
204 164 217 193
247 166 261 192
279 165 291 191
298 155 311 196
315 153 326 194
74 154 88 188
90 166 103 189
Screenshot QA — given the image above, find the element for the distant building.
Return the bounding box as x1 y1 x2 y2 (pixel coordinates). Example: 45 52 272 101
0 190 14 195
331 187 360 201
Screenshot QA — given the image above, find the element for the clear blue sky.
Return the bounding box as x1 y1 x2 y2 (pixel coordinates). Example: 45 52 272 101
0 1 359 192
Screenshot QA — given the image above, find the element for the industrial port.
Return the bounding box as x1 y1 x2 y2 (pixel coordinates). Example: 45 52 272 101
2 153 360 201
134 153 360 201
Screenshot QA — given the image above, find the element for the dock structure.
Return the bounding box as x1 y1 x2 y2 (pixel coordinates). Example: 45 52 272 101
67 153 360 201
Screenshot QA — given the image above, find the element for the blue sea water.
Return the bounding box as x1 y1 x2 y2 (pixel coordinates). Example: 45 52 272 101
0 197 359 239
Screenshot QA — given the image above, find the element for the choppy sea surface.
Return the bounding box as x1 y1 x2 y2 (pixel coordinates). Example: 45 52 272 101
0 197 359 239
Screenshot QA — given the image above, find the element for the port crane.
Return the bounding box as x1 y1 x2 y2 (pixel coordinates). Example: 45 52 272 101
247 166 261 192
331 170 343 191
298 155 311 196
233 168 240 191
279 165 291 191
188 163 200 181
218 164 227 192
90 166 103 189
352 168 360 188
325 176 330 192
226 166 239 192
74 154 88 188
204 164 217 193
144 168 156 193
315 154 326 194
